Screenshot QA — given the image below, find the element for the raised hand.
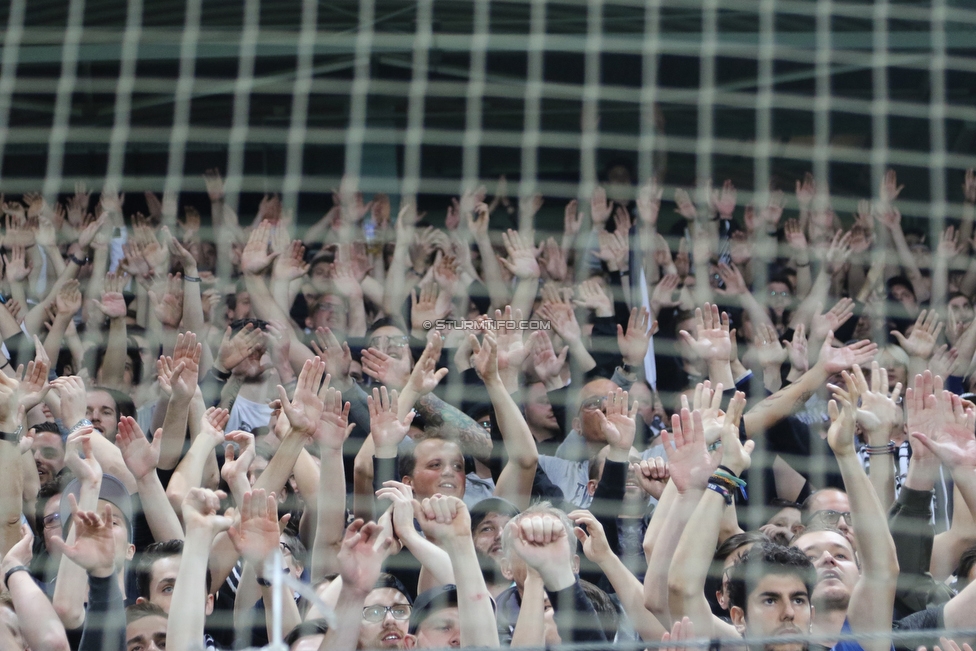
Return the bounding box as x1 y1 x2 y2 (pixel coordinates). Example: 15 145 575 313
405 332 449 397
498 229 541 280
810 297 856 343
228 489 285 568
116 416 161 481
908 372 976 471
817 332 878 375
369 386 415 456
148 273 184 328
3 245 31 283
494 306 528 375
313 387 352 452
891 309 943 360
564 199 583 238
506 511 575 589
847 363 902 445
795 172 816 208
50 497 117 578
630 457 669 500
717 391 752 476
222 431 256 485
181 487 232 536
216 323 264 373
64 429 102 486
662 407 716 494
596 388 638 454
56 279 83 316
826 376 859 457
568 509 613 565
574 278 613 317
636 178 663 227
92 271 129 319
786 323 809 374
199 407 230 448
469 332 501 387
674 188 697 221
537 296 581 342
203 168 225 202
241 221 279 274
361 347 411 390
538 237 568 282
678 304 732 363
277 357 328 437
753 322 789 369
337 519 394 595
412 494 472 547
528 330 568 384
312 327 353 387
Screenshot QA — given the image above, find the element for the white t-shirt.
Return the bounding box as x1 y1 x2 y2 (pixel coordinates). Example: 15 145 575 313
226 396 273 433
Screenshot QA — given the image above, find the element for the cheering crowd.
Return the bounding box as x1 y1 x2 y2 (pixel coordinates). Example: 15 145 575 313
0 163 974 651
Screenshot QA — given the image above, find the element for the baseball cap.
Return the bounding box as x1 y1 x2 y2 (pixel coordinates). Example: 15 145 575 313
408 585 459 634
468 497 521 532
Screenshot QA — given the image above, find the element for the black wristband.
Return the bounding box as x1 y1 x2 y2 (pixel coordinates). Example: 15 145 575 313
256 567 289 587
211 366 232 382
3 565 29 588
183 275 201 283
69 254 89 266
718 464 739 478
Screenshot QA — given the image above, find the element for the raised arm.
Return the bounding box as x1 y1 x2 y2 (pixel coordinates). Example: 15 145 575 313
668 393 749 639
310 387 352 581
826 371 899 651
116 416 184 542
469 331 538 509
1 524 70 651
414 495 500 647
168 488 232 651
0 368 25 557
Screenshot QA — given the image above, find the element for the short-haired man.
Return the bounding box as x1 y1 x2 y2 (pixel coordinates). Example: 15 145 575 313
727 543 817 651
125 603 168 651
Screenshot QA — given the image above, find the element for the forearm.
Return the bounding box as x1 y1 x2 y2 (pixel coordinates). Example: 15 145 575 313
510 278 540 325
382 241 412 316
0 440 23 558
510 571 546 647
788 269 830 331
137 471 186 542
77 573 125 651
168 528 214 651
668 489 727 636
83 248 110 330
165 436 214 514
6 571 69 651
157 393 192 470
318 584 369 651
444 537 500 647
866 447 896 512
401 530 455 588
254 431 306 497
743 363 827 437
474 233 509 310
837 452 898 578
486 382 537 470
707 359 736 393
567 339 597 373
345 294 368 337
644 488 703 621
44 313 72 368
312 446 346 583
99 317 129 388
181 267 205 333
597 552 665 641
52 476 101 629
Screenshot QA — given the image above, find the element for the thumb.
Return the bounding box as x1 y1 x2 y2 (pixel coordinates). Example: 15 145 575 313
743 440 756 455
574 527 588 545
891 330 908 346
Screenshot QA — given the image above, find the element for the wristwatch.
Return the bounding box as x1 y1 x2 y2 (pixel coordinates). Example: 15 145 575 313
0 425 23 443
68 419 93 435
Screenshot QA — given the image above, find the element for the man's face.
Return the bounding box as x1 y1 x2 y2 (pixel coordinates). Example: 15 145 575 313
890 284 916 311
730 573 812 651
793 530 859 611
358 587 411 650
524 383 559 434
949 295 974 327
473 513 511 561
103 501 135 571
310 294 347 332
404 439 465 500
87 390 119 442
126 614 167 651
415 607 461 649
32 431 65 484
147 555 180 614
231 291 253 320
145 554 214 616
576 379 619 442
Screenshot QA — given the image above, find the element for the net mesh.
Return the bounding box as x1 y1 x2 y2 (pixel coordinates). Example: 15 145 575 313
3 1 976 648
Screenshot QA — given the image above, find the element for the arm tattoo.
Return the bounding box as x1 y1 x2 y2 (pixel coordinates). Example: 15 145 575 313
415 393 493 459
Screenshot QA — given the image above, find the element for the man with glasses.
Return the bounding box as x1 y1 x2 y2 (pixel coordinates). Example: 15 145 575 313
357 574 414 650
